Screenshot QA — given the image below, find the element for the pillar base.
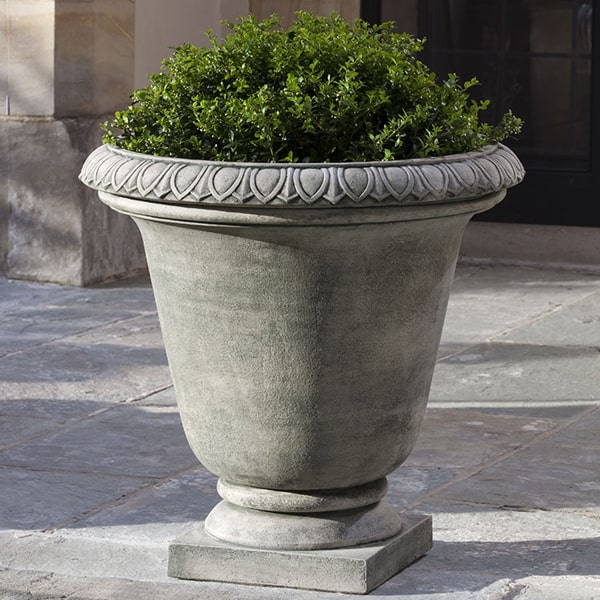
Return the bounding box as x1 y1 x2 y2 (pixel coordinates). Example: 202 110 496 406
168 512 432 594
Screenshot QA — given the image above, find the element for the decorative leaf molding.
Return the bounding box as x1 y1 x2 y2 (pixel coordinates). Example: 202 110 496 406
79 144 525 207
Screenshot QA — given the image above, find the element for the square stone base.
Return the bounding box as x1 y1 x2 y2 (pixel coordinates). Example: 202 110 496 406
168 513 432 594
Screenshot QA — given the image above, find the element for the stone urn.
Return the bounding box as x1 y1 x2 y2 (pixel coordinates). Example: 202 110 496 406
79 143 524 594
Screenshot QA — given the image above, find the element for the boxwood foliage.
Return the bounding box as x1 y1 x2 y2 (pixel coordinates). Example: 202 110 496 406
103 12 522 163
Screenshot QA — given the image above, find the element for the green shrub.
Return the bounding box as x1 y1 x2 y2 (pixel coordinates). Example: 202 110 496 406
103 12 522 163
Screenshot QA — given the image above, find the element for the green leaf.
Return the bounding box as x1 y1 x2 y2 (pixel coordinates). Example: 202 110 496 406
103 11 522 162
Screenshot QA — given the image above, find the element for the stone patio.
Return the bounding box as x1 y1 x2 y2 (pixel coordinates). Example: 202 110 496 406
1 264 599 599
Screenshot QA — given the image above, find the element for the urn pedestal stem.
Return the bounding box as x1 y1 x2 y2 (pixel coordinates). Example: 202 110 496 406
206 477 401 550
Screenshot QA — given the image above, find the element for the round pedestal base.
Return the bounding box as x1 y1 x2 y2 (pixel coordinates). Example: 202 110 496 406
205 500 403 550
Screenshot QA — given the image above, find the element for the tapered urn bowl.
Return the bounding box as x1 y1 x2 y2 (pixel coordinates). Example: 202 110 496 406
79 143 524 591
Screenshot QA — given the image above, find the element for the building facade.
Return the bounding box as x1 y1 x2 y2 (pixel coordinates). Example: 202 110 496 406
0 0 597 285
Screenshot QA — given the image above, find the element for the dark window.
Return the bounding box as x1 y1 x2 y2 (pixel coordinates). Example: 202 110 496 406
362 0 600 226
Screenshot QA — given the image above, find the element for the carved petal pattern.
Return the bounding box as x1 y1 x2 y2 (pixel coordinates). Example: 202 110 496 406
79 144 525 207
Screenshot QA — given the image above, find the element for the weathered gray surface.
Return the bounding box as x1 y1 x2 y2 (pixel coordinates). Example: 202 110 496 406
0 117 146 285
1 264 599 598
79 143 526 581
169 514 432 594
131 205 477 494
80 143 524 206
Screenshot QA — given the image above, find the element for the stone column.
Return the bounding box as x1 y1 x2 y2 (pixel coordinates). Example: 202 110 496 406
0 0 144 285
0 0 145 285
0 0 252 285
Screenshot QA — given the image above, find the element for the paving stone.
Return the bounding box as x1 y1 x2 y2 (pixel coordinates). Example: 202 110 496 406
550 405 600 446
450 265 600 295
0 468 154 530
418 500 600 547
0 337 165 388
497 289 600 349
512 576 600 600
139 385 177 407
0 277 156 355
0 336 170 403
440 266 600 347
430 341 600 410
61 469 220 545
0 307 152 358
406 409 558 470
1 266 599 599
376 466 455 511
0 530 167 583
72 313 166 348
437 439 600 514
0 276 155 316
376 574 520 599
0 404 198 479
378 503 600 595
0 398 112 450
439 404 592 420
0 277 74 309
0 569 202 600
0 412 83 450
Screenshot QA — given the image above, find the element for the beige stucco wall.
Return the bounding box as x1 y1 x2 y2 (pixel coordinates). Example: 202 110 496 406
134 0 250 89
55 0 135 117
1 0 55 116
134 0 362 89
2 0 362 119
249 0 360 24
0 0 134 118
